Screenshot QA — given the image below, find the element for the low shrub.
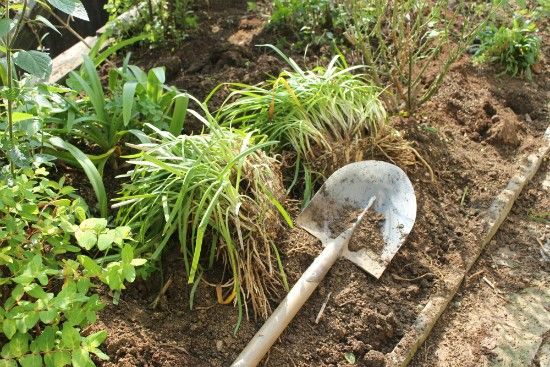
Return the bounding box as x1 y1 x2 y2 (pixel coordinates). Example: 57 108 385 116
0 167 145 366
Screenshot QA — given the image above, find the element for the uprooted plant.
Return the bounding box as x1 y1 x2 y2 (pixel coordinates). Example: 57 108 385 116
112 107 292 328
214 46 425 202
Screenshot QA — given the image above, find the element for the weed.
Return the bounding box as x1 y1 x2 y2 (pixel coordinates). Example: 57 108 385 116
474 13 541 78
0 167 144 365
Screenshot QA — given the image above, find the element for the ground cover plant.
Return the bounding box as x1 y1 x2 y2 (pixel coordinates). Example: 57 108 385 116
0 167 145 366
113 108 291 326
474 12 541 77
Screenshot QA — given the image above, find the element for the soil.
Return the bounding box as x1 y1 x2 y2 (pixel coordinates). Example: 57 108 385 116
347 209 386 254
410 158 550 367
88 0 550 366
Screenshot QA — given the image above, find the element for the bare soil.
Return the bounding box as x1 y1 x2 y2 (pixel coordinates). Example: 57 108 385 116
410 159 550 367
91 0 550 366
347 209 385 254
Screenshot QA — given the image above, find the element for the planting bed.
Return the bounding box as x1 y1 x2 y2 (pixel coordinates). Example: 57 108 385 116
78 1 550 366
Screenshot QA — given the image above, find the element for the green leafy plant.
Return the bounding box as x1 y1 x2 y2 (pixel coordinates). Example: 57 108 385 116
50 55 189 156
474 13 541 77
105 0 197 45
43 56 189 216
113 106 291 328
0 167 145 366
270 0 340 45
214 46 387 201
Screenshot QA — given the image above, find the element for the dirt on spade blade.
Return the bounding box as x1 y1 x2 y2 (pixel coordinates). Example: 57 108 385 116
347 209 386 254
90 0 550 366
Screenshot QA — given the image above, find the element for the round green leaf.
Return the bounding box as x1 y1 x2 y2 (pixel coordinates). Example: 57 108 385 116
97 231 115 251
18 354 42 367
2 318 17 339
74 230 96 250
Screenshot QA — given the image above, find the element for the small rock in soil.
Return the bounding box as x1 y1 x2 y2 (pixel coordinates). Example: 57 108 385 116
364 350 387 367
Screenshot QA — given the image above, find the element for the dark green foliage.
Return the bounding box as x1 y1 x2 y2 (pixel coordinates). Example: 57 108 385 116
105 0 197 44
270 0 342 45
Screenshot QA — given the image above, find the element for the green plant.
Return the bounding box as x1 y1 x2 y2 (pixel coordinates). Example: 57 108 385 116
51 55 188 155
0 167 145 366
42 56 189 216
0 0 91 176
270 0 503 113
270 0 338 45
105 0 197 45
113 107 291 327
214 46 387 201
474 13 541 77
340 0 500 113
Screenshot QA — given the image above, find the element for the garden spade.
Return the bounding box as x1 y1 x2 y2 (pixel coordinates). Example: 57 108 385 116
232 160 417 367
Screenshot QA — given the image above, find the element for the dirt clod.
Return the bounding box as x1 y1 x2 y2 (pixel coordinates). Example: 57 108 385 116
363 350 387 367
348 209 386 254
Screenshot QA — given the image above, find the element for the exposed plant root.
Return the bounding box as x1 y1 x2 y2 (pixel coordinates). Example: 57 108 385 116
310 125 433 179
226 152 287 320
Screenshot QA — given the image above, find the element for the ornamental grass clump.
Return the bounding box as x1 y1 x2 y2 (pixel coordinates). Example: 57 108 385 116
112 109 290 323
216 46 386 166
214 46 422 197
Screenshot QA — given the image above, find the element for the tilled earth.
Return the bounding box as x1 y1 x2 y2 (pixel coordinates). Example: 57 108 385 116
90 0 550 366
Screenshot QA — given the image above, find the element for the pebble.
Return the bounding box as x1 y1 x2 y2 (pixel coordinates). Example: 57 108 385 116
491 115 500 123
216 340 223 352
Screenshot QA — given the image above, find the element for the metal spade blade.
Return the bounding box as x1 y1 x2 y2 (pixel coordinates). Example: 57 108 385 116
296 160 417 278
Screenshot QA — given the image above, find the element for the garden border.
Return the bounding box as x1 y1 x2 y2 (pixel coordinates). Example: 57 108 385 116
387 122 550 367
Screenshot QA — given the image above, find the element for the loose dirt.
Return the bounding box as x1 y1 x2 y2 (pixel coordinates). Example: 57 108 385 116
347 209 386 254
410 159 550 367
92 0 550 366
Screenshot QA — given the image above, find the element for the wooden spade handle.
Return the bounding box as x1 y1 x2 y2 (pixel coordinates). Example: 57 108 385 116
231 232 353 367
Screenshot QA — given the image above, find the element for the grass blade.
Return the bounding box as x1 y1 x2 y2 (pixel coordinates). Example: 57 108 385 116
49 137 108 217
